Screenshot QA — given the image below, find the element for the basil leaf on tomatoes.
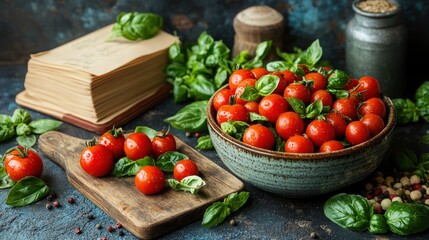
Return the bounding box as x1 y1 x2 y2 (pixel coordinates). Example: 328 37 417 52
6 176 49 207
167 175 206 194
327 69 349 89
156 151 188 172
112 156 155 177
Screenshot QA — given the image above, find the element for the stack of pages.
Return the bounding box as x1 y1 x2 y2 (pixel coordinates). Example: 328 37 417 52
16 24 178 133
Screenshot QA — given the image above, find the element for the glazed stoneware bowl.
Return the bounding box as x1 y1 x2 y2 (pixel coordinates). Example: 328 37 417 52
207 87 396 198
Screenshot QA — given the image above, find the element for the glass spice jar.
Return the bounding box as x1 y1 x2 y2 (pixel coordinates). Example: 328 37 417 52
345 0 407 98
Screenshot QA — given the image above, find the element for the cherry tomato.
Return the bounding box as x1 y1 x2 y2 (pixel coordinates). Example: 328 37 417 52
356 76 380 100
310 89 333 106
361 113 385 137
4 146 43 182
305 119 336 147
345 121 370 146
305 72 327 92
213 88 234 111
284 135 314 153
135 166 165 194
152 130 176 158
80 144 114 177
98 128 125 161
244 101 259 113
124 132 153 160
298 64 310 75
216 104 249 125
282 69 298 84
319 140 345 153
269 71 288 94
283 83 311 105
332 98 358 120
343 77 359 90
235 78 257 105
358 97 386 118
258 94 288 123
326 112 348 138
275 111 305 141
242 124 275 150
251 67 269 79
173 159 199 181
228 69 255 91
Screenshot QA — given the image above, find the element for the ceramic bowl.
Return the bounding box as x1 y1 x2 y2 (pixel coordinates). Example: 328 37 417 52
207 87 396 197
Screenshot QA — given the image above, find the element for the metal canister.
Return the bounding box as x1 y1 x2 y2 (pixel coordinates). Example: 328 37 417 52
345 0 407 98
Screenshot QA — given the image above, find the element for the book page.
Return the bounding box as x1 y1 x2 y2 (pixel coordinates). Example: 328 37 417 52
30 24 178 76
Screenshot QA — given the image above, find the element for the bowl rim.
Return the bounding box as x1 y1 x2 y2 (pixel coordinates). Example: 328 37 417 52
207 85 397 160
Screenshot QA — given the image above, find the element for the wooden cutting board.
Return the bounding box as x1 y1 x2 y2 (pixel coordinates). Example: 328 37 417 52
38 131 244 239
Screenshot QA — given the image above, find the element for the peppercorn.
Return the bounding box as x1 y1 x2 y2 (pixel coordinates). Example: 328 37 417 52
96 223 102 229
45 203 52 210
86 213 95 220
194 132 200 138
52 200 60 208
310 232 319 239
116 222 122 228
68 197 75 204
118 230 124 236
185 132 191 138
106 225 114 232
100 237 107 240
229 219 237 226
75 227 82 234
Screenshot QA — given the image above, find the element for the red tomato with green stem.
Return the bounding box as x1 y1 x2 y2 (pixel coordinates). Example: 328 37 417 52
356 76 380 100
283 83 312 105
258 94 288 123
4 146 44 182
135 166 165 194
80 144 114 177
282 69 299 84
345 121 370 146
305 119 336 147
244 101 259 113
325 112 348 138
98 127 125 161
124 132 153 160
319 140 344 153
284 135 314 153
242 124 275 150
228 69 255 91
216 103 249 124
360 113 385 137
152 130 176 158
173 159 199 181
213 88 234 111
251 67 269 79
275 111 305 141
358 97 386 118
310 89 333 106
305 72 327 92
332 98 358 121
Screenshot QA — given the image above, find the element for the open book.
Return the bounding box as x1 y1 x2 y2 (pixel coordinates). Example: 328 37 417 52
16 24 178 134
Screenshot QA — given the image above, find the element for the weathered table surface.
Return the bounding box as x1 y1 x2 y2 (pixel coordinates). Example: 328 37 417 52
1 64 428 239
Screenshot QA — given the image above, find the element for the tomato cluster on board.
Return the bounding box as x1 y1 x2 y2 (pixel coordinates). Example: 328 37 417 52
79 127 199 195
213 65 387 153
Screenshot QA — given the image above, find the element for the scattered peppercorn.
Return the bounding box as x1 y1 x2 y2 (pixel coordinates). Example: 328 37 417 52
185 132 191 138
106 225 115 232
229 219 237 226
45 203 52 210
75 227 82 234
52 200 60 208
96 223 102 229
116 222 122 228
310 231 319 239
100 237 107 240
194 132 200 138
86 213 95 220
68 197 75 204
118 230 124 236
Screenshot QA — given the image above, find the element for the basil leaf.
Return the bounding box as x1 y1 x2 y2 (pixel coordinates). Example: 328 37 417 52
16 123 32 136
391 148 419 171
16 134 37 148
195 135 213 150
167 175 206 194
156 151 188 172
202 202 231 228
254 40 272 59
368 214 389 234
134 126 158 140
29 119 62 134
224 191 250 212
300 39 322 68
0 166 15 189
214 68 228 88
266 61 289 72
172 81 189 103
385 202 429 235
392 98 419 125
11 109 31 125
6 176 49 207
305 100 323 119
112 156 155 177
111 12 163 41
0 114 13 125
255 75 280 96
249 112 269 122
188 76 216 100
220 120 249 141
286 97 306 116
324 193 373 231
239 86 260 102
168 42 185 63
164 101 208 132
0 123 16 143
327 70 349 89
166 62 188 78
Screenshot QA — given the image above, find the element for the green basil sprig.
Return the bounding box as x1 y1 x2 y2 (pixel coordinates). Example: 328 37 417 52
286 98 326 119
156 151 188 172
6 176 49 207
220 120 249 141
239 74 280 102
0 109 62 148
167 175 206 194
195 135 213 150
385 202 429 235
202 191 250 228
111 156 155 177
164 101 208 133
392 81 429 125
110 12 163 41
0 166 15 189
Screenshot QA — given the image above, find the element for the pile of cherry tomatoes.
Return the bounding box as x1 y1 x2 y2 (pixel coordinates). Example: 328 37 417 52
213 65 387 153
79 128 199 194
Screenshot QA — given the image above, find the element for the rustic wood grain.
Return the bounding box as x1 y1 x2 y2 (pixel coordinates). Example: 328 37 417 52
38 131 244 239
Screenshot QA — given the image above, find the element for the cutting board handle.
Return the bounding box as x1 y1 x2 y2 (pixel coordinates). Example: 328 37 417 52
38 131 85 170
